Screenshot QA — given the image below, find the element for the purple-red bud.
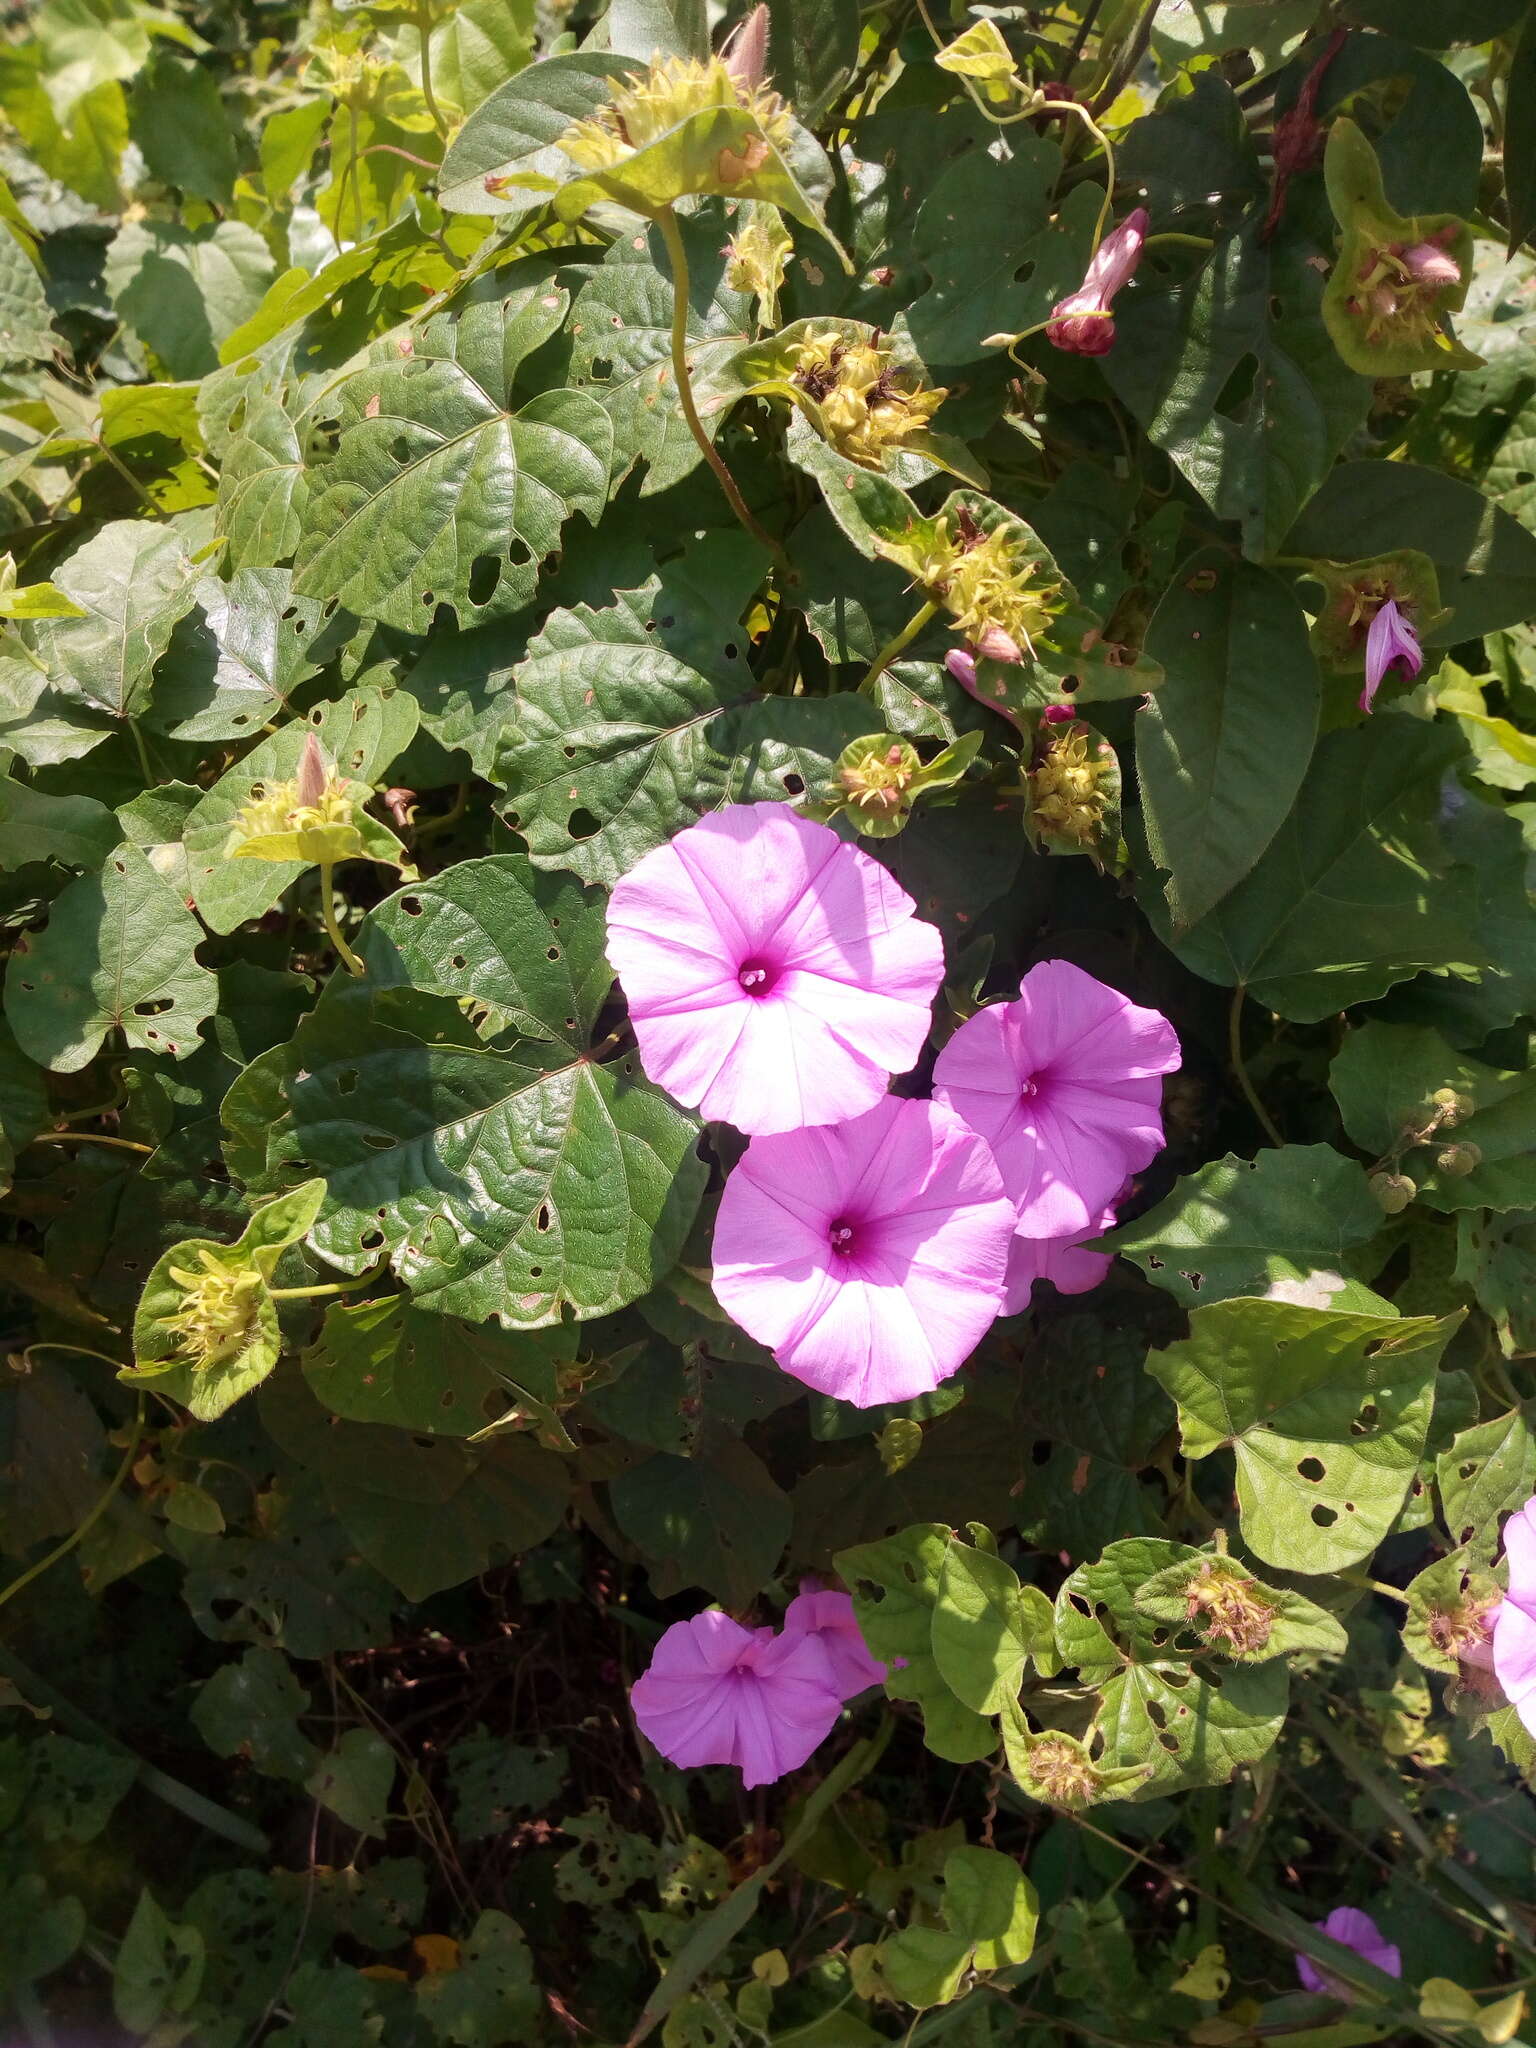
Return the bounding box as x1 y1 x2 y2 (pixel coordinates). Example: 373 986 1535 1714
1046 207 1149 357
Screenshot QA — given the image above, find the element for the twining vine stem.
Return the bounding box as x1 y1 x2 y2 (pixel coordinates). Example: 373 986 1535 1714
655 207 786 568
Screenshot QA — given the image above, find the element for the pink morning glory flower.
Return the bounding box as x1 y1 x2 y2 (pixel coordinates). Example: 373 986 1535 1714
605 802 944 1136
712 1095 1015 1408
1003 1205 1117 1315
932 960 1180 1240
783 1583 886 1697
1493 1495 1536 1729
1360 597 1422 712
630 1609 844 1787
1046 206 1150 356
1295 1907 1402 1998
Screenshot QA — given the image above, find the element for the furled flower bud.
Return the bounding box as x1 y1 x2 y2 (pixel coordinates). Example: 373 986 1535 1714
1184 1562 1276 1658
1360 596 1423 713
1370 1171 1416 1215
1046 207 1149 357
224 740 362 862
721 5 769 91
974 622 1023 664
162 1250 264 1371
943 647 977 693
1401 239 1461 287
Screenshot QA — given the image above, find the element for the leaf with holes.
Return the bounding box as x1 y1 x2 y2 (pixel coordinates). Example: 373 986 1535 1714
836 1524 998 1763
216 387 315 571
352 857 612 1050
35 519 204 726
566 207 750 495
181 683 419 934
1053 1539 1290 1797
1133 1550 1349 1665
275 1003 706 1327
1096 1145 1387 1311
1437 1410 1536 1548
1147 1301 1464 1572
146 569 329 744
291 289 613 632
4 841 216 1073
493 568 882 884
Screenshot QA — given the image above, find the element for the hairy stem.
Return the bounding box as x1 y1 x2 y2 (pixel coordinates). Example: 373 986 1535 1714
318 861 365 977
416 2 449 137
857 600 940 696
656 207 784 567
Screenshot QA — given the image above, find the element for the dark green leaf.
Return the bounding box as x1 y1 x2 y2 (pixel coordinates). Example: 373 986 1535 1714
1139 551 1320 930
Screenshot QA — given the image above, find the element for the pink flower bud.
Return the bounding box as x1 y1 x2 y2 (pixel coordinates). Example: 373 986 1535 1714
1041 703 1076 725
721 5 770 90
974 623 1023 664
1359 597 1422 713
296 732 328 810
944 647 978 692
1046 207 1149 357
1401 239 1461 288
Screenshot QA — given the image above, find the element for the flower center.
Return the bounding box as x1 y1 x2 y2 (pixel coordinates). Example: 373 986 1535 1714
737 956 778 997
1019 1075 1038 1100
828 1219 857 1256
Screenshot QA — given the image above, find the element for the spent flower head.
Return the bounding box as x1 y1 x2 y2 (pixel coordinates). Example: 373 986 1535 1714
791 329 946 468
161 1249 264 1371
558 43 790 178
1027 717 1120 861
1184 1561 1276 1657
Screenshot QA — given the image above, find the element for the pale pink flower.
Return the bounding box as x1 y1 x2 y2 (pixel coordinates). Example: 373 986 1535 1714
783 1584 885 1697
944 648 978 693
630 1609 843 1787
712 1095 1014 1408
1046 207 1149 356
1493 1495 1536 1730
1401 239 1461 287
1003 1206 1117 1315
933 960 1180 1239
1295 1907 1401 1998
606 803 943 1136
1360 598 1422 712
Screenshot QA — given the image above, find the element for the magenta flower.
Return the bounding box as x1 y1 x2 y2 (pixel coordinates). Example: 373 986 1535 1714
630 1609 844 1787
1046 207 1149 356
1360 597 1423 712
933 960 1180 1240
1003 1206 1117 1315
1295 1907 1402 1998
1493 1495 1536 1730
783 1584 886 1697
606 803 943 1136
712 1095 1014 1408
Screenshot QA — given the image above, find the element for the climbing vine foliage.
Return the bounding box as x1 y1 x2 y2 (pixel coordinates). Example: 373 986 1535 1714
4 0 1536 2041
